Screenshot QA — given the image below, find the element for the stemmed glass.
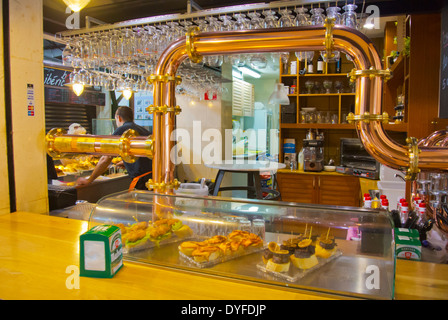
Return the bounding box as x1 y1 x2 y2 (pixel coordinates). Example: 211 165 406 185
262 10 278 28
205 17 223 67
294 8 314 64
321 6 341 62
309 7 325 26
342 4 359 29
62 40 74 67
219 15 233 31
247 12 264 30
247 12 267 69
278 9 294 27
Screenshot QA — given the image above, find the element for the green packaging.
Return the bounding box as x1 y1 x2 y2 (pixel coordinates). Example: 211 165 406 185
395 232 421 261
80 225 123 278
395 228 420 239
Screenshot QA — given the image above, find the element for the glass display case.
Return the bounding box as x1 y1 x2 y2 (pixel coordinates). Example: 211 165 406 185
89 190 395 299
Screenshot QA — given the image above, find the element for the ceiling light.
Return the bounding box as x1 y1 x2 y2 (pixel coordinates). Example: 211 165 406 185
63 0 91 12
72 83 85 96
363 22 375 29
122 88 133 100
238 66 261 79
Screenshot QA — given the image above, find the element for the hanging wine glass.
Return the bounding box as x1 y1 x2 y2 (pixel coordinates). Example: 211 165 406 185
294 8 314 63
342 4 358 61
320 6 341 63
342 4 359 29
262 10 278 28
294 7 309 26
205 17 223 67
309 7 325 26
219 15 233 31
247 12 267 69
278 9 294 27
247 12 264 30
233 13 249 30
62 40 74 67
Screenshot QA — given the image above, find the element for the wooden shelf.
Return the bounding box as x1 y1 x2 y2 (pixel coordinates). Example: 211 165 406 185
280 122 408 132
299 93 355 97
280 123 355 130
301 73 349 77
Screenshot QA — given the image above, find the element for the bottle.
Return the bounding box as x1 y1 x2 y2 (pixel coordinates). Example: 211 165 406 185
336 57 341 73
317 55 324 74
290 60 297 75
363 196 372 209
400 201 409 225
307 59 314 74
417 202 427 223
381 199 389 211
413 196 421 209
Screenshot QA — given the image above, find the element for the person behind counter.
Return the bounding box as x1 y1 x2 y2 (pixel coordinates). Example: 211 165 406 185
77 106 152 190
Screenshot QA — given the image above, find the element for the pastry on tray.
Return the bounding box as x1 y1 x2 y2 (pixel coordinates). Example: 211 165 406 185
178 230 263 263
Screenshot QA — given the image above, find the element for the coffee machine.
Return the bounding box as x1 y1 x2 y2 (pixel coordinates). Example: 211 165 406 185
303 130 324 172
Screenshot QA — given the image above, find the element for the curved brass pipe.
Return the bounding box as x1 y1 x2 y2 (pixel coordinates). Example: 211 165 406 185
46 128 154 162
151 25 448 188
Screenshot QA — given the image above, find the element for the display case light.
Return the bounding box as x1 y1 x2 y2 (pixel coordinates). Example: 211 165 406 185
237 66 261 78
62 0 91 12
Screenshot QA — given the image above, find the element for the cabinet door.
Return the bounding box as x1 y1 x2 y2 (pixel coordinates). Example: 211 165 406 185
277 173 316 203
317 175 360 207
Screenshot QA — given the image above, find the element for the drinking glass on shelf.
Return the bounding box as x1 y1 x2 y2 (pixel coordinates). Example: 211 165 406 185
334 81 343 93
331 113 338 124
304 80 314 94
323 80 333 93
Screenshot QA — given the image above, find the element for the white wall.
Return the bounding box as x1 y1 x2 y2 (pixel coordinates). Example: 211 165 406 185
9 0 47 213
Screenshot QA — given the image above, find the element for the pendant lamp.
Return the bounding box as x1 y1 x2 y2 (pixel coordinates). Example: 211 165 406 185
63 0 91 12
268 83 290 105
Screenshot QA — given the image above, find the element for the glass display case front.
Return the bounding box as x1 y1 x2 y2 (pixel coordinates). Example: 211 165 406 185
89 190 395 299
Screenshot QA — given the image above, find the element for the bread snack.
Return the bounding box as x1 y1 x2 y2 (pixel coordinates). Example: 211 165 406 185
315 237 337 258
116 218 194 253
290 239 318 270
265 249 290 273
178 230 263 266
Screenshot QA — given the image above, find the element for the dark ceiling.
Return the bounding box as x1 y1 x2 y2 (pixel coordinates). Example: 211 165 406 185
43 0 446 35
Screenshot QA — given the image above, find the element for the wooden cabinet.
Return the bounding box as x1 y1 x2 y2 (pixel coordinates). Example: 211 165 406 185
277 172 361 207
278 51 357 164
382 13 441 139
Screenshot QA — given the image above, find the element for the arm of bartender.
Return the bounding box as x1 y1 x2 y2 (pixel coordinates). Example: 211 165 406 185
76 155 112 186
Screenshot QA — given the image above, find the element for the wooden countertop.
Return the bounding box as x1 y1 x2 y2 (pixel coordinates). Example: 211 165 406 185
0 212 447 300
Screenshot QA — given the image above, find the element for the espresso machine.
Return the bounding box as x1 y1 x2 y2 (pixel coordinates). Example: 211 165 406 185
303 130 324 172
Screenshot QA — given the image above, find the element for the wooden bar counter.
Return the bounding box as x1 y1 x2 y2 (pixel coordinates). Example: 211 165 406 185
1 212 447 300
